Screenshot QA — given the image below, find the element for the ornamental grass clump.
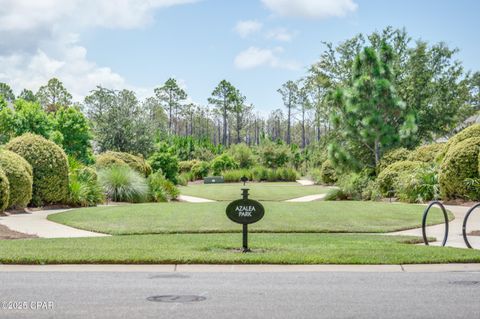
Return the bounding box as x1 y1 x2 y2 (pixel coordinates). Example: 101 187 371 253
98 165 149 203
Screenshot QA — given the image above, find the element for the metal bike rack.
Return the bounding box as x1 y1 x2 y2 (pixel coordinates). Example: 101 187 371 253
462 203 480 249
422 201 449 246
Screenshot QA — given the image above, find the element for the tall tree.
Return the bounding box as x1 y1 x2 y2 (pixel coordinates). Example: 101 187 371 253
277 80 298 144
208 80 238 146
0 83 15 102
35 78 72 112
84 87 154 156
329 42 417 170
18 89 37 102
154 78 187 134
297 80 313 148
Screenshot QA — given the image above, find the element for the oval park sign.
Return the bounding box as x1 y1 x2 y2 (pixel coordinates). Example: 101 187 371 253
226 198 265 224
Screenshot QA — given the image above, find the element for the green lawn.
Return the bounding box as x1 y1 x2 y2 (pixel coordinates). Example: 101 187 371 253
178 182 329 201
0 233 478 264
48 201 451 235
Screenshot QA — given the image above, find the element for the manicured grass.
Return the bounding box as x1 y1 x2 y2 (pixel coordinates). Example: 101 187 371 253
0 233 479 264
48 201 452 235
178 182 329 201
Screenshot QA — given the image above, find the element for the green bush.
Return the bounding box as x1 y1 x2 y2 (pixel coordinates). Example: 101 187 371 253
148 172 179 202
222 167 297 183
222 169 252 183
407 143 445 163
68 158 104 207
211 154 238 175
178 160 200 173
6 133 69 206
251 166 268 181
176 173 190 186
98 165 149 203
336 170 374 200
440 124 480 159
228 143 254 168
309 168 322 184
0 150 33 209
378 148 411 172
191 161 210 180
376 160 426 196
324 188 348 201
258 141 291 168
148 152 179 183
395 165 439 203
320 160 337 185
0 167 10 212
97 151 151 177
439 137 480 200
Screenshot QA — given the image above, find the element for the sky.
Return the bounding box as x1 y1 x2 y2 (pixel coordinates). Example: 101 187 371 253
0 0 479 113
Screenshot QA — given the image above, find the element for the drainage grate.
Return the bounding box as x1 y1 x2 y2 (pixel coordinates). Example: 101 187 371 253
147 295 206 303
450 281 480 286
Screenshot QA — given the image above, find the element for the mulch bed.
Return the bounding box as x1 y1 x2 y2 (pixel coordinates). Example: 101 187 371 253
0 223 37 240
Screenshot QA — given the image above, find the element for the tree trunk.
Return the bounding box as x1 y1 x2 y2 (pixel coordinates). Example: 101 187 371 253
374 139 381 166
301 107 306 148
287 105 291 144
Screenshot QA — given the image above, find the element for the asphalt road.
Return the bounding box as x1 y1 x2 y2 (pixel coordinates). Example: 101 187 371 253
1 271 480 318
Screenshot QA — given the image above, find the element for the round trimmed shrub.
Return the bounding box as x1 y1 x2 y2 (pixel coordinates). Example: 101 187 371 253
0 150 33 209
96 151 151 177
5 133 69 206
211 154 238 175
376 160 426 196
320 160 337 185
0 168 10 212
378 148 411 172
439 124 480 159
439 137 480 199
407 143 445 163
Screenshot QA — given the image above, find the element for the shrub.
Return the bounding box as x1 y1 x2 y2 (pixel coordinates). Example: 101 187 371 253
148 152 179 183
309 168 322 185
377 148 411 172
228 143 254 168
6 133 69 206
440 124 480 159
251 166 268 181
376 160 426 196
97 151 151 177
223 169 252 183
439 137 480 200
395 165 439 203
191 161 210 180
324 188 348 201
68 158 104 207
211 154 238 175
176 173 190 186
178 160 200 173
258 141 291 168
407 143 445 163
0 150 33 209
148 172 179 202
336 170 374 200
320 160 337 185
98 165 149 203
0 168 10 211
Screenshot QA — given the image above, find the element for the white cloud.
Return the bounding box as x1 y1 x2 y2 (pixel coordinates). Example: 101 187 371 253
266 28 296 42
234 20 263 38
234 47 300 70
0 0 197 101
261 0 357 19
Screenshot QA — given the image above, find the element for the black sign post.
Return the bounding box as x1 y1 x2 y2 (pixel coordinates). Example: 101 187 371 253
226 188 265 252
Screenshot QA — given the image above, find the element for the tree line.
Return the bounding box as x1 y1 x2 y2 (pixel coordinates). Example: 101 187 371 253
0 27 479 160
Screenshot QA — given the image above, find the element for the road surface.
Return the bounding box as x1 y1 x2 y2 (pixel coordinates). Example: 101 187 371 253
0 270 479 318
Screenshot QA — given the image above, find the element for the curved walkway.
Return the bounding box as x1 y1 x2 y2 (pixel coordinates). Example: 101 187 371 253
390 204 480 249
177 195 216 203
0 210 109 239
285 194 326 202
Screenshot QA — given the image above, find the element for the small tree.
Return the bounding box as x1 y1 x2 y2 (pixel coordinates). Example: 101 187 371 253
329 42 416 170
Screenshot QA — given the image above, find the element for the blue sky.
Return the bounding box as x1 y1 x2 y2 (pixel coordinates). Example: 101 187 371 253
1 0 479 113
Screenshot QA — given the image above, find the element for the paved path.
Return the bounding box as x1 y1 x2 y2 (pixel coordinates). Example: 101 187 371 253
0 210 109 238
285 194 326 202
391 204 480 249
0 271 479 318
177 195 216 203
296 179 315 186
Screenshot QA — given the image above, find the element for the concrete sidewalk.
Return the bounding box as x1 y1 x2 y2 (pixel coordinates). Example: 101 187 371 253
285 194 326 202
0 209 109 238
390 204 480 249
177 195 216 203
1 263 480 272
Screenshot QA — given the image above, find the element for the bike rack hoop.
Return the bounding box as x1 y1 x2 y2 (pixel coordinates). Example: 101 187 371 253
421 201 449 246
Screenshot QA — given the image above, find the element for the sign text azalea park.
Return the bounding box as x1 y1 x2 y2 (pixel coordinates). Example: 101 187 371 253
225 188 265 252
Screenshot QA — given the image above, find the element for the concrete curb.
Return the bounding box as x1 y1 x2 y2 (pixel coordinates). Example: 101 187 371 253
1 264 479 272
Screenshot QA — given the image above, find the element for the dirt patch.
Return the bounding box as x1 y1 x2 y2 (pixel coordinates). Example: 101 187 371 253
468 230 480 237
0 224 37 240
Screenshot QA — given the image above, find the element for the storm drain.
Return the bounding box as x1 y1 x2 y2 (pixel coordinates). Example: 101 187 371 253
450 281 480 286
147 295 206 303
